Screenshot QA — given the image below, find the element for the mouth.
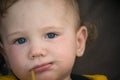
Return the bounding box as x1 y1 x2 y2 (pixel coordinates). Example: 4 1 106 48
31 62 53 73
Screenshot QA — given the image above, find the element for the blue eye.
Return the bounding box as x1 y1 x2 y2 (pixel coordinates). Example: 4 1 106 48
46 33 56 39
15 38 26 44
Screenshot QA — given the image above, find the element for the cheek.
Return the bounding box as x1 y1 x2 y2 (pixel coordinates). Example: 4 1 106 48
7 46 22 59
52 37 77 72
5 45 27 68
51 36 77 58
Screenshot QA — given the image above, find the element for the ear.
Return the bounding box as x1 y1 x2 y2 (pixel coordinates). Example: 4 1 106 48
76 26 88 57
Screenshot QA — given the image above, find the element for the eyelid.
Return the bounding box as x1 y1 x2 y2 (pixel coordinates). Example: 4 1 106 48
13 38 24 44
11 37 27 45
45 32 60 39
7 32 26 44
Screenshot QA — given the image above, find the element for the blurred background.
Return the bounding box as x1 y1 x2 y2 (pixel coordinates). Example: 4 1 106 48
73 0 120 80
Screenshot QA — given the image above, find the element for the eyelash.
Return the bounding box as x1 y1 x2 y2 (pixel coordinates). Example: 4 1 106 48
45 32 58 39
14 37 27 45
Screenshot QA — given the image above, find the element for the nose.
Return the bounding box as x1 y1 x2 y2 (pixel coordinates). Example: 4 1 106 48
29 45 47 59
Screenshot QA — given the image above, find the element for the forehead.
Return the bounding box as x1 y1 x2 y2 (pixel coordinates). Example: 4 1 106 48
1 0 77 31
5 0 74 18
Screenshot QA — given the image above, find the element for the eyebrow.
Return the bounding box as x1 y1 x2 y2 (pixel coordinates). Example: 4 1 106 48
39 26 65 31
7 31 24 38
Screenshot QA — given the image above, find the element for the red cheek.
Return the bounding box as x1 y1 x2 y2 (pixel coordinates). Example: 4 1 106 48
6 46 21 57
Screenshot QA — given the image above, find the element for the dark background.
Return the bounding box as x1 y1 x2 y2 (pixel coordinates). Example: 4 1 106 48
73 0 120 80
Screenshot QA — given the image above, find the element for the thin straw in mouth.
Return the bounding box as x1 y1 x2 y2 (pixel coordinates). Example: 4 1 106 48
31 70 36 80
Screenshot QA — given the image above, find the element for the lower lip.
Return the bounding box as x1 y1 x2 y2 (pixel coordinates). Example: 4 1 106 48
34 63 53 73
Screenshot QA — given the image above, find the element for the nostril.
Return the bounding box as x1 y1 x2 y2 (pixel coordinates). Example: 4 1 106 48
30 53 40 60
30 55 35 60
28 45 47 59
29 48 47 60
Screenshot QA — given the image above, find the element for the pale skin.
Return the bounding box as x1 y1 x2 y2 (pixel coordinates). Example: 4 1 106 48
0 0 88 80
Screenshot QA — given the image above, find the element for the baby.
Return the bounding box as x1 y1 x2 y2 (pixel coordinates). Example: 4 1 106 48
0 0 95 80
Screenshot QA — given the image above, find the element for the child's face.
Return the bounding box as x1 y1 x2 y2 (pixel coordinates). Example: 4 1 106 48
0 0 87 80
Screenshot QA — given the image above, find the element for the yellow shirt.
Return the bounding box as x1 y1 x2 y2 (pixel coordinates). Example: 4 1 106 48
0 75 16 80
0 74 108 80
84 74 108 80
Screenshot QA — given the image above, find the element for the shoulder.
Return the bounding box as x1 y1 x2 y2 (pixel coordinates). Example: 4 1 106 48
0 75 16 80
71 74 108 80
84 74 108 80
